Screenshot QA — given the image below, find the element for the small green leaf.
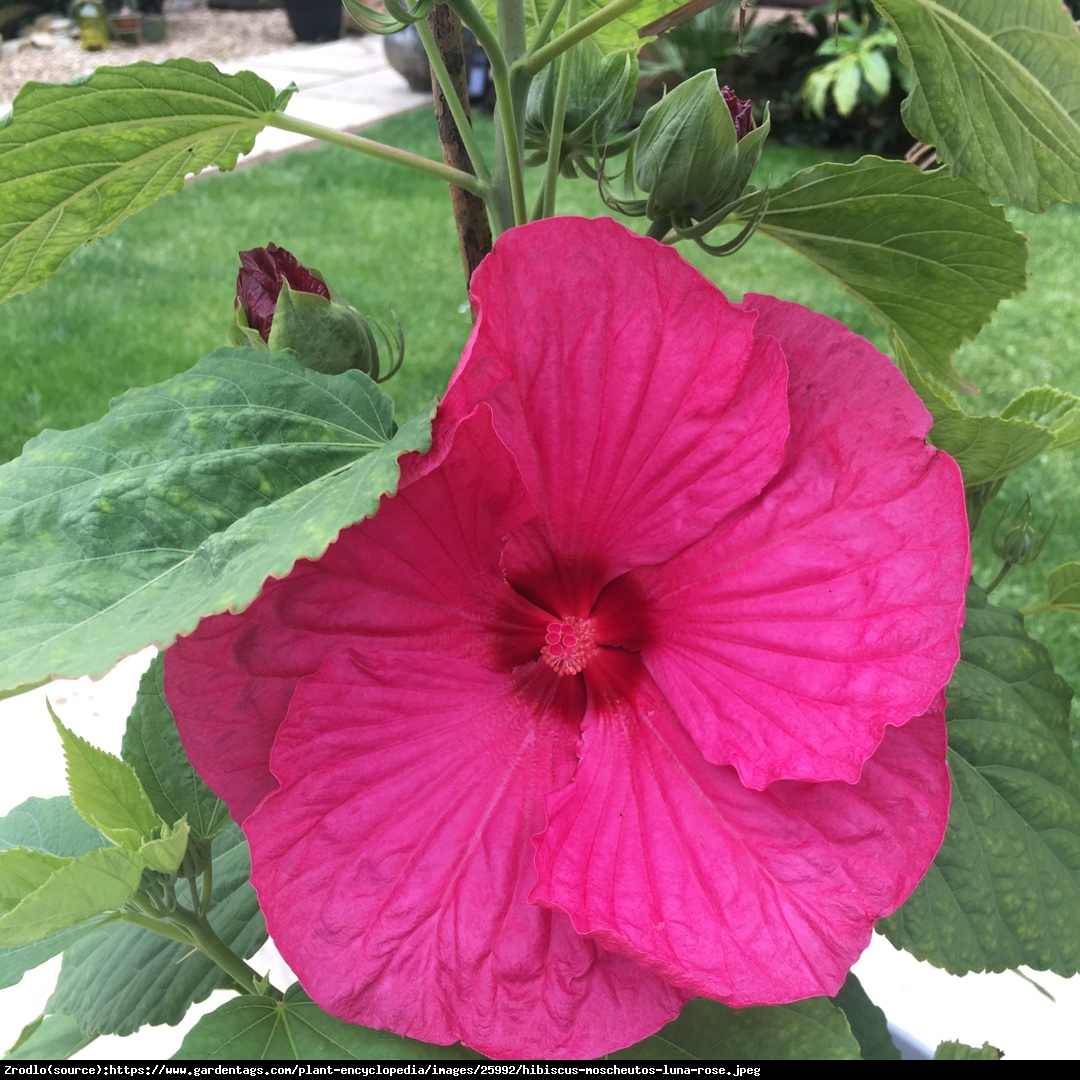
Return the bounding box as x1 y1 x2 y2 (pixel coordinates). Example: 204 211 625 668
0 846 143 947
1043 562 1080 614
741 157 1028 390
830 973 900 1061
934 1040 1002 1060
610 997 861 1060
0 798 112 989
49 704 160 849
0 849 72 913
0 349 433 695
122 656 229 842
879 586 1080 975
475 0 684 55
139 817 189 874
174 982 476 1060
47 823 265 1036
896 341 1054 486
876 0 1080 212
4 1013 95 1061
1002 386 1080 451
0 60 280 302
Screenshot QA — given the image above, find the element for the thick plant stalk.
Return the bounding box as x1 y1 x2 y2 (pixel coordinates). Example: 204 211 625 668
427 5 494 286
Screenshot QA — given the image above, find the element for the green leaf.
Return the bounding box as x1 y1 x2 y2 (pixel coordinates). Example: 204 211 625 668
4 1013 95 1061
875 0 1080 212
476 0 684 56
610 998 861 1060
895 340 1054 486
1001 386 1080 451
0 798 112 989
879 585 1080 975
0 849 72 913
1041 562 1080 615
742 157 1028 390
0 60 280 303
121 655 229 842
0 846 143 947
934 1040 1002 1060
830 972 900 1061
0 348 434 694
49 704 161 849
47 823 266 1035
174 982 475 1060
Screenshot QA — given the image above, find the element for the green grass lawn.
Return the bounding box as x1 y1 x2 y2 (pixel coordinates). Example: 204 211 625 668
2 108 1077 706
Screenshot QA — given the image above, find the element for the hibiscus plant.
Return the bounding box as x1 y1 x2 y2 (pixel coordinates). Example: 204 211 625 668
1 0 1079 1064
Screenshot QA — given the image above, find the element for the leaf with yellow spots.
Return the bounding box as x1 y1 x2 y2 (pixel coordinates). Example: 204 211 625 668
0 348 433 694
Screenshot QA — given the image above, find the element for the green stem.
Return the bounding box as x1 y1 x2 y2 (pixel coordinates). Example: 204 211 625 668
169 906 280 999
415 17 493 186
120 912 195 947
986 561 1013 595
530 0 569 54
519 0 647 75
451 0 529 227
1017 601 1052 617
266 112 491 200
538 0 580 219
199 859 213 918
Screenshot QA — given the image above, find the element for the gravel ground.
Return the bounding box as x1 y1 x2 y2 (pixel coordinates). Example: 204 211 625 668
0 1 304 105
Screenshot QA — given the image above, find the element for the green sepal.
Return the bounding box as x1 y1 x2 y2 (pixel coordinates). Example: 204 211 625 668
49 703 161 850
267 279 381 378
228 305 271 351
0 847 143 947
139 817 189 875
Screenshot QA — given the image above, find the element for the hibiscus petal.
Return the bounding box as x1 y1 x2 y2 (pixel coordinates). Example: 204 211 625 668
246 648 686 1059
608 296 969 787
440 217 789 614
164 408 544 822
532 652 949 1005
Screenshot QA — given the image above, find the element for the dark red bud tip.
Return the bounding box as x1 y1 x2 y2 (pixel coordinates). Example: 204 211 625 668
720 86 755 141
236 242 330 341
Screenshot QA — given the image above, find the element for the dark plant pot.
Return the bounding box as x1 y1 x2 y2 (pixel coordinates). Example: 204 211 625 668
284 0 341 42
109 12 141 45
142 13 167 43
384 25 491 102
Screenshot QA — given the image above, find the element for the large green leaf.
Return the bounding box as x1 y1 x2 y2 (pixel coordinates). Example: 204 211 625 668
741 157 1028 390
875 0 1080 212
610 998 860 1060
830 973 900 1061
0 849 72 913
4 1013 95 1061
0 798 112 989
0 348 433 694
896 341 1053 485
0 846 143 947
0 60 286 303
475 0 683 55
879 586 1080 975
121 656 230 842
1001 386 1080 451
49 704 160 850
174 983 476 1060
46 823 265 1035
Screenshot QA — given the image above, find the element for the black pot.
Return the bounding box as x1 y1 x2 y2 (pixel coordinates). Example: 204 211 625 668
284 0 341 42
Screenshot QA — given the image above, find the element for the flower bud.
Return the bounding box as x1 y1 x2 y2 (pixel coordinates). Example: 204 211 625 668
632 70 769 233
228 244 402 382
525 45 637 178
991 496 1056 566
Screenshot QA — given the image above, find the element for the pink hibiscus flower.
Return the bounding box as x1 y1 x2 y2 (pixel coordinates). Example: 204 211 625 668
164 217 969 1059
